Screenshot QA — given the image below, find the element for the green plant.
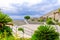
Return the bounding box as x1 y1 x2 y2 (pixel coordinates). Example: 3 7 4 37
18 28 24 33
0 26 12 38
24 16 30 20
20 38 31 40
31 19 35 21
0 11 13 39
56 22 60 26
0 30 14 40
55 20 58 22
18 27 24 40
37 19 40 22
31 25 59 40
0 11 12 26
0 36 16 40
46 17 55 25
40 18 44 22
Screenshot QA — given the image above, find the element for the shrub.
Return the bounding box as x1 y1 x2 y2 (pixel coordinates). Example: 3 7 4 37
31 19 35 21
31 25 59 40
56 22 60 26
40 18 44 22
46 17 55 25
18 27 24 33
0 36 16 40
46 20 55 25
20 38 31 40
55 20 58 22
0 26 12 37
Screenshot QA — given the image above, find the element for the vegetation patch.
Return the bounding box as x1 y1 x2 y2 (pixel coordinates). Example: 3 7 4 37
31 25 59 40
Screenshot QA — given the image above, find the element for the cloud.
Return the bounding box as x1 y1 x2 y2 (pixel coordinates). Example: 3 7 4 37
0 0 42 10
0 0 24 8
1 0 60 19
1 0 43 16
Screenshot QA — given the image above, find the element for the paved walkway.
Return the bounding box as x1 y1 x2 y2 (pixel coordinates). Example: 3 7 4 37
10 24 39 38
9 22 60 38
24 20 29 24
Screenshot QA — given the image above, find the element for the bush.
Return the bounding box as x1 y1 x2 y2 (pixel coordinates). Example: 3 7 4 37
55 20 58 22
0 36 16 40
56 22 60 26
31 25 59 40
46 18 55 25
31 19 35 21
0 26 12 37
40 18 44 22
46 20 55 25
20 38 31 40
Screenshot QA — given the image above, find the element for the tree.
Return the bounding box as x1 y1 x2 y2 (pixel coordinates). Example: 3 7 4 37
24 16 30 20
0 11 13 37
31 25 59 40
53 12 56 20
0 11 12 26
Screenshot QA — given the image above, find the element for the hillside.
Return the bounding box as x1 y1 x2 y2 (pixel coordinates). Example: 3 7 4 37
40 8 60 22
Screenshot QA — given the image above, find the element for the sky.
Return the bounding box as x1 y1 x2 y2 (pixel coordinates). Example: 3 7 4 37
0 0 60 20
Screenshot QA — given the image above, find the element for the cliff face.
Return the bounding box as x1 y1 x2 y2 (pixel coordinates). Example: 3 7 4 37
41 9 60 22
